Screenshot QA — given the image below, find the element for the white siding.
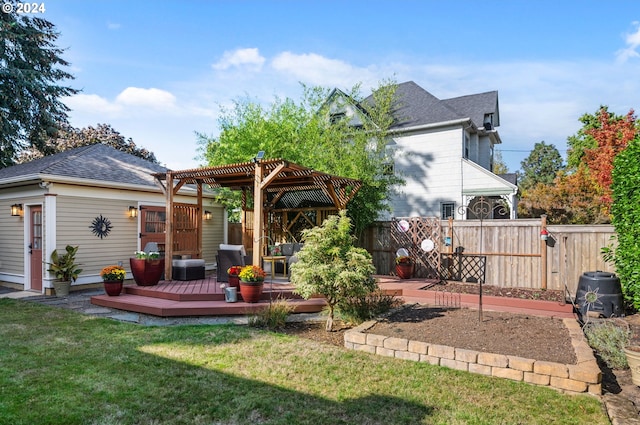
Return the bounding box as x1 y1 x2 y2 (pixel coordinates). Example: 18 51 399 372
387 126 464 218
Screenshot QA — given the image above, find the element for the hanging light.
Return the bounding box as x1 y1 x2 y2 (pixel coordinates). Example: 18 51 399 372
204 210 212 220
10 204 22 217
128 206 138 218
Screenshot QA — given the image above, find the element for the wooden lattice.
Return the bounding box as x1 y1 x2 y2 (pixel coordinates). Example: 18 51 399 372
390 217 441 279
440 253 486 283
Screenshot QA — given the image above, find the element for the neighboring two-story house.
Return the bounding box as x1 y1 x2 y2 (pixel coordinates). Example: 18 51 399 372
329 81 518 220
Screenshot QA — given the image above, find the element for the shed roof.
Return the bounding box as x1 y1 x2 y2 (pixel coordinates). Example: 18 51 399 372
0 144 168 188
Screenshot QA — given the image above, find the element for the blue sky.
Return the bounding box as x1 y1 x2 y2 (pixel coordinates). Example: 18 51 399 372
45 1 640 172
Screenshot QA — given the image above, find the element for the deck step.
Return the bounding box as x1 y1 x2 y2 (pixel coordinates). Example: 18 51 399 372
91 294 326 317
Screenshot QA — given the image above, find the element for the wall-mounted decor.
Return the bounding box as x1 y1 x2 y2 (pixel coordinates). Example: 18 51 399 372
90 214 112 239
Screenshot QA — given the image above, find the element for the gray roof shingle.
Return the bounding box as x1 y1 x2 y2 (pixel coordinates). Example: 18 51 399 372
365 81 499 131
0 144 168 187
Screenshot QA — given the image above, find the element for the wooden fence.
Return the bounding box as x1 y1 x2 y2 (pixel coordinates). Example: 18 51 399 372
360 219 616 297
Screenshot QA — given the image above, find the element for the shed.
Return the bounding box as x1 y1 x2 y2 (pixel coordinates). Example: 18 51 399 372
0 144 224 294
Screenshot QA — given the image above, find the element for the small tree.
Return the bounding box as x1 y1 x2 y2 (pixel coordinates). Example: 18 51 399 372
289 210 377 331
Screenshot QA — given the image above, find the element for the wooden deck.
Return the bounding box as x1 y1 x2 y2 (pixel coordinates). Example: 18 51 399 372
91 276 576 318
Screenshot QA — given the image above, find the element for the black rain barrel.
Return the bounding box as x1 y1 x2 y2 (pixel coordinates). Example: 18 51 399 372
574 271 623 318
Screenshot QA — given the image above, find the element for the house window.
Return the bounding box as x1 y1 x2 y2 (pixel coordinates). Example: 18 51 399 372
330 112 346 125
464 134 470 159
441 202 455 219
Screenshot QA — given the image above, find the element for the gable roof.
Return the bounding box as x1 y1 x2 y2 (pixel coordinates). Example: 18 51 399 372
364 81 499 131
0 144 168 188
442 90 499 129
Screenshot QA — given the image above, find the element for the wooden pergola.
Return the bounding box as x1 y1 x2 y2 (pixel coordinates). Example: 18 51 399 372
154 158 362 278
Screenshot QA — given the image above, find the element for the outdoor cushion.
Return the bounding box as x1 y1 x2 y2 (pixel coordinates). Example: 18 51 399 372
219 244 246 257
172 259 205 268
280 244 294 256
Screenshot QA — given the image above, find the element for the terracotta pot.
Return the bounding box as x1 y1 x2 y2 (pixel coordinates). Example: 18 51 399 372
228 274 240 290
624 346 640 386
239 280 264 303
130 258 165 286
103 280 123 296
396 263 414 279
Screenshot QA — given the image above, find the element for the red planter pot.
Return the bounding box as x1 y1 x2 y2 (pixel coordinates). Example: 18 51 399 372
396 263 414 279
228 275 240 290
130 258 165 286
103 280 124 296
239 280 264 303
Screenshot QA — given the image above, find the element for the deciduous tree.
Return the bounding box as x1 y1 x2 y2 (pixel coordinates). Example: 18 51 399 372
197 80 403 235
16 123 158 163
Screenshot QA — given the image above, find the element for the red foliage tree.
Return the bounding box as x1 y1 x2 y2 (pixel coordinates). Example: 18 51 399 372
583 108 637 205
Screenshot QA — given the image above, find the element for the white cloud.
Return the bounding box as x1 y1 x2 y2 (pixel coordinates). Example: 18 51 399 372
271 51 369 87
107 21 121 30
212 48 265 71
616 22 640 63
115 87 177 110
64 93 122 116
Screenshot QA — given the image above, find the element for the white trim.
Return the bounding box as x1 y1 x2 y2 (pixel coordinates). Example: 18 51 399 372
43 194 57 291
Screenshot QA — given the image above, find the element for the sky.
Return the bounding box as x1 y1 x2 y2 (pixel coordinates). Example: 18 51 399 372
43 1 640 172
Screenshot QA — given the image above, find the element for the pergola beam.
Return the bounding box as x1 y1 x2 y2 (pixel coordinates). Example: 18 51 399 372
155 158 362 279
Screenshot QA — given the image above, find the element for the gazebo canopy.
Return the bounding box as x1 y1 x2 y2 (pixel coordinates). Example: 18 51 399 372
153 158 362 275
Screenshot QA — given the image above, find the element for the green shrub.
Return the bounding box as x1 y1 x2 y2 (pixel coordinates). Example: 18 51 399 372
248 298 294 330
583 320 630 369
337 289 401 325
610 135 640 309
290 210 377 331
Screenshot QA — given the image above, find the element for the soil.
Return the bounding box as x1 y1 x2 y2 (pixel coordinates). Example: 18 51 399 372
278 282 640 415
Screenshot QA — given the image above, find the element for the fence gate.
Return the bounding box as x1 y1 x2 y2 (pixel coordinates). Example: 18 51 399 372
391 217 441 279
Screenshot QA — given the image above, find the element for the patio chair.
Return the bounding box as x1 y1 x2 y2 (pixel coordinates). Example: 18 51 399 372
216 249 245 282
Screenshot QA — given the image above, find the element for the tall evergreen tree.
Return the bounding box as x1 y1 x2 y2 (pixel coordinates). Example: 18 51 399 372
0 2 78 167
518 141 564 191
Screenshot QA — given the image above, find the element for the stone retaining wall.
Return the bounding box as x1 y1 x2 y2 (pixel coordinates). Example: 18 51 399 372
344 318 602 395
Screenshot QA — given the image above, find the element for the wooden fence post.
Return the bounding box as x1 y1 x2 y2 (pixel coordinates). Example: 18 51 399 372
541 215 547 290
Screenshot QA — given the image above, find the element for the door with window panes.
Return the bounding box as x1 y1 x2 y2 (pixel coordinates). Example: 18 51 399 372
140 206 166 255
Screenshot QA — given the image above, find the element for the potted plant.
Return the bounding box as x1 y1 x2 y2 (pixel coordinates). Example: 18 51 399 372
624 345 640 386
130 251 164 286
395 255 414 279
238 265 266 303
100 265 126 296
227 265 242 289
46 245 83 297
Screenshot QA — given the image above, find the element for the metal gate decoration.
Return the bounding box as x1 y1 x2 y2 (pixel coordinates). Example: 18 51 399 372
390 217 441 280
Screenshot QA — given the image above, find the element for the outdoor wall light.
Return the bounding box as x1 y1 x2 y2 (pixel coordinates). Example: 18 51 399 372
10 204 23 217
128 206 138 218
204 210 212 220
540 228 549 241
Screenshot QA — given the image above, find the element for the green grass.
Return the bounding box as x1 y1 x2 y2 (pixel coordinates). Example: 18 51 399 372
0 299 609 425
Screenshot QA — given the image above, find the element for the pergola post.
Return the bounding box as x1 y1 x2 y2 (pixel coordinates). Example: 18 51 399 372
252 161 264 265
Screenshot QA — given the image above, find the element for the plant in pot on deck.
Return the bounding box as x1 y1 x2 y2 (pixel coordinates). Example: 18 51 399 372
395 255 414 279
100 265 126 296
238 265 266 303
130 251 164 286
46 245 83 297
227 265 242 289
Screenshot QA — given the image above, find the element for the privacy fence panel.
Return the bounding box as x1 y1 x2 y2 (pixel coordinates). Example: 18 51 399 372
546 225 616 296
362 219 616 296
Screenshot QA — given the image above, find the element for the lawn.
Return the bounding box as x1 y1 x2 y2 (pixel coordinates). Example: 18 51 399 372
0 299 609 425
